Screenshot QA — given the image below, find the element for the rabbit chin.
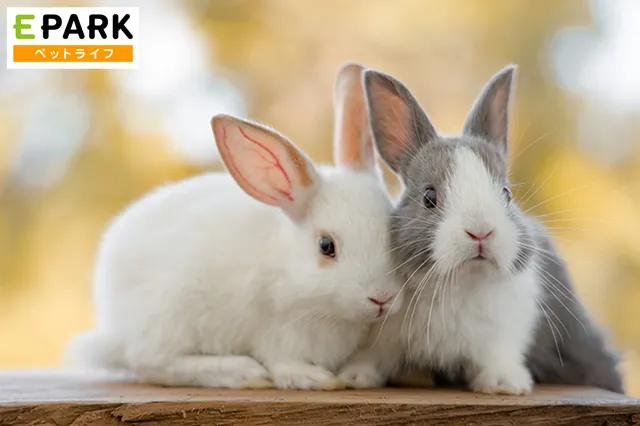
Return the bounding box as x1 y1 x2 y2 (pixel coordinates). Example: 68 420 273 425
459 247 515 278
461 255 498 272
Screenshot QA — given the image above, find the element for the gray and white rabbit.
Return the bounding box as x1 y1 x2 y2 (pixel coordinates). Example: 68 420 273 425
338 65 623 395
65 64 404 390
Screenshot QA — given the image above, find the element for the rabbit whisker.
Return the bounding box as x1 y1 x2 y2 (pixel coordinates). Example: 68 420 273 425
511 129 555 165
404 261 440 360
524 185 591 214
536 297 564 366
388 244 433 275
536 275 587 333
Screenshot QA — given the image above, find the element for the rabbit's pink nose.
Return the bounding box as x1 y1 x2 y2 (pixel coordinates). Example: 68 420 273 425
465 229 493 241
368 296 392 306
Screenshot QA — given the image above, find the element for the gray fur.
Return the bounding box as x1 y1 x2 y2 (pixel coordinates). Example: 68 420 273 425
365 66 624 393
526 219 624 393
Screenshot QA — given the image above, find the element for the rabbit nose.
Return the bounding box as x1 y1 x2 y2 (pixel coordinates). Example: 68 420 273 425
465 229 493 241
368 296 392 306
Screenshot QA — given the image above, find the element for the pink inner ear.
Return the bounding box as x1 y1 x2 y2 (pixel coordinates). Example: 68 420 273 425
334 66 374 170
489 84 509 141
221 123 295 203
370 85 411 163
236 127 294 202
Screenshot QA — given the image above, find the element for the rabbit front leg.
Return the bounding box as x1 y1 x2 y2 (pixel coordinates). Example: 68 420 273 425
338 347 395 388
464 333 533 395
462 275 539 396
132 354 273 389
265 361 345 390
338 322 404 389
256 335 346 390
255 323 350 390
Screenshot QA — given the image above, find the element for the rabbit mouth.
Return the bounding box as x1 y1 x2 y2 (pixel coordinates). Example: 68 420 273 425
463 253 500 271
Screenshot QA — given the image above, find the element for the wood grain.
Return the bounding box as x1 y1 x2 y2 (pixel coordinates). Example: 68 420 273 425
1 370 639 425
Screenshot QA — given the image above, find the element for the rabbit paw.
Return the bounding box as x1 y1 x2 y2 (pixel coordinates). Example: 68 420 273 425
469 364 533 396
200 356 272 389
338 362 385 389
272 364 345 390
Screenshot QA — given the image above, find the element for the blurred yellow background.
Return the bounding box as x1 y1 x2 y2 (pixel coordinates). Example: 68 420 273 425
1 0 639 395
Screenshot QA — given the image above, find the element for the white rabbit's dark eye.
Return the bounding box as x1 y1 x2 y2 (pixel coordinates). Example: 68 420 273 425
423 186 437 209
503 186 512 203
319 236 336 258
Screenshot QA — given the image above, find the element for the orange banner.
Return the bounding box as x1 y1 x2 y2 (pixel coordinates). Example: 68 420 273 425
13 45 133 62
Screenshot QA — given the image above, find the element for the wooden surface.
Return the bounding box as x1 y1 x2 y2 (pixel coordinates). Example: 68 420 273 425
1 370 639 425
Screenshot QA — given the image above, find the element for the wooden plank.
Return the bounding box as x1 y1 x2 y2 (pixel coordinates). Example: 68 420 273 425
0 370 639 425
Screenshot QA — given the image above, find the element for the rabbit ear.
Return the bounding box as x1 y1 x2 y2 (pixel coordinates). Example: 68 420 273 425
364 69 438 176
211 114 320 222
462 65 517 154
333 63 377 173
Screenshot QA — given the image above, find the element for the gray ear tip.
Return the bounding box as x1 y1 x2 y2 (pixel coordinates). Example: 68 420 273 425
365 69 392 82
363 69 382 85
499 64 518 81
364 69 401 95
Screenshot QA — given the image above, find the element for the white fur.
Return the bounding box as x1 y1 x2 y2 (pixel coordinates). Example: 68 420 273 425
67 167 404 390
435 148 519 273
340 147 541 395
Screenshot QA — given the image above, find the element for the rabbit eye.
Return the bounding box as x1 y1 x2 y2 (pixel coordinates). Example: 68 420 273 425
319 236 336 258
423 186 437 209
503 186 512 203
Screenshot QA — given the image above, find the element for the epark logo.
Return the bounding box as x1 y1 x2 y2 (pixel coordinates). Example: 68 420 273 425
6 7 139 69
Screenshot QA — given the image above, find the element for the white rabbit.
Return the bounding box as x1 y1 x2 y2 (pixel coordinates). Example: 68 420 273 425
339 65 543 395
66 64 404 390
